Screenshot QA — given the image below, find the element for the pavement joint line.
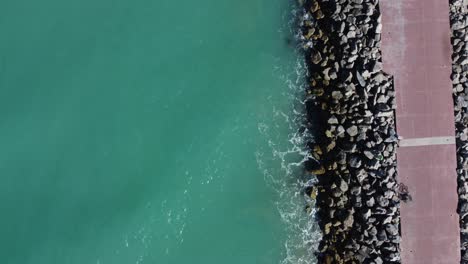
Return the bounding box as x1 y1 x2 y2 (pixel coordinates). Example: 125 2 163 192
399 136 455 147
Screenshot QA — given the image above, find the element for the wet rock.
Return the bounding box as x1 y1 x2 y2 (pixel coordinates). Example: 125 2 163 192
312 166 326 175
312 51 322 64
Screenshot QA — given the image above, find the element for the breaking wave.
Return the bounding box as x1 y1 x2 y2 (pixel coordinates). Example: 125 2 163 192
255 6 321 264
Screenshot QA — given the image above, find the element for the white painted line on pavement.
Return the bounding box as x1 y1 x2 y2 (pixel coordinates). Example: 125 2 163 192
399 136 455 147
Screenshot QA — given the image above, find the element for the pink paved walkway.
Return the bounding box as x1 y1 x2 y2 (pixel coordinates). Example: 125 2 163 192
381 0 460 263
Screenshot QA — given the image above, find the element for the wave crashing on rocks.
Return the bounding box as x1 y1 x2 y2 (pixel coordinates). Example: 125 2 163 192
297 0 402 263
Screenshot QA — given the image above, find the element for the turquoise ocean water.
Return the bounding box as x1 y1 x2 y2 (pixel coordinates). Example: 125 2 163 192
0 1 319 263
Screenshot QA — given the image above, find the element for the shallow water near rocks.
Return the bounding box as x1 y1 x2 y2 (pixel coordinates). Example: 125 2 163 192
0 1 319 263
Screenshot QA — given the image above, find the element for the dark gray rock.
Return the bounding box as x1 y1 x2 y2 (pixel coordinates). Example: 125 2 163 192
350 186 361 196
366 197 375 207
347 125 359 136
375 256 383 264
356 71 366 87
349 156 362 168
385 224 399 236
377 196 389 207
340 179 349 192
377 229 387 241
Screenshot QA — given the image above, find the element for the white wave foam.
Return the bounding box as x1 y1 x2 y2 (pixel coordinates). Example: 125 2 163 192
256 7 321 261
256 5 322 262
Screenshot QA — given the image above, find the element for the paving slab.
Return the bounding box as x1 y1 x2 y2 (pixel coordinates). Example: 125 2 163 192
380 0 460 263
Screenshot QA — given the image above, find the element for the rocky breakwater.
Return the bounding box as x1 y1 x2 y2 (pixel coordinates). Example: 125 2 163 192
299 0 401 263
449 0 468 262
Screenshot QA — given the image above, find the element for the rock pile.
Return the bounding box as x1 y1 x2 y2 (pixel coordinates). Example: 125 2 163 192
449 0 468 262
299 0 401 262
